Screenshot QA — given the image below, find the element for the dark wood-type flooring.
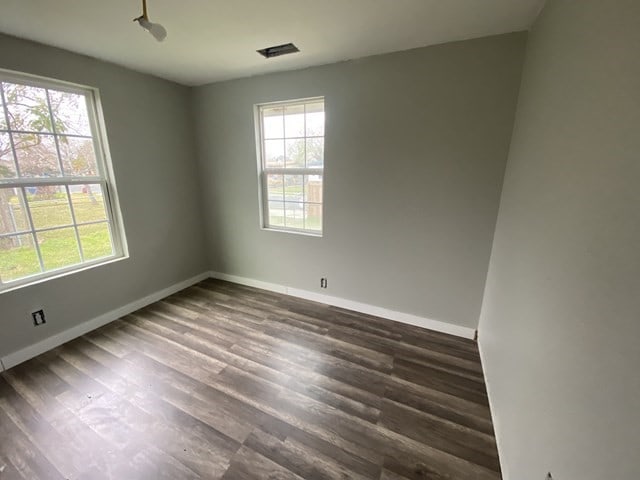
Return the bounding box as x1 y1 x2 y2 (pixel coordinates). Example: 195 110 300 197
0 279 501 479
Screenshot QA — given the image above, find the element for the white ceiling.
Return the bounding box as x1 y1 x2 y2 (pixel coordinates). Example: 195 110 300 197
0 0 544 86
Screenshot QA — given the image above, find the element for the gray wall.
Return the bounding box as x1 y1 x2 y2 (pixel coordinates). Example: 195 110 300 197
193 33 526 329
479 1 640 479
0 34 207 359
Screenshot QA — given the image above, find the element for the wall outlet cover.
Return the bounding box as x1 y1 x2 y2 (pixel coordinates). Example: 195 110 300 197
32 309 46 326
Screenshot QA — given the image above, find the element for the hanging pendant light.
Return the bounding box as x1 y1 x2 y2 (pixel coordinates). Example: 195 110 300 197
133 0 167 42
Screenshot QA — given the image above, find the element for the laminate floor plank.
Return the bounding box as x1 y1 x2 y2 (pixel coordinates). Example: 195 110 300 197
243 427 371 480
0 279 502 479
378 399 500 472
393 358 489 406
71 339 240 478
0 385 85 479
0 388 67 480
5 362 144 480
228 343 384 411
221 445 304 480
256 415 381 479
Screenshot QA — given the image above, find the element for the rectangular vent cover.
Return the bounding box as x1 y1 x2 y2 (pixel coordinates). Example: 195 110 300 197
257 43 300 59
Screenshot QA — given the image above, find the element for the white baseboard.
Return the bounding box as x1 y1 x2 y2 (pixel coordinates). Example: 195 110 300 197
209 271 475 339
1 270 475 372
477 334 508 479
0 272 210 372
209 271 288 295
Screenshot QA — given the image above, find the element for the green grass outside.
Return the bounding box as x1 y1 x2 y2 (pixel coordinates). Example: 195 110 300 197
0 194 112 282
269 180 322 203
269 214 322 231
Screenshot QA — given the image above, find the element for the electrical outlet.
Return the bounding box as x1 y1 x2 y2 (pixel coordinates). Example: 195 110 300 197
32 309 46 326
320 277 328 289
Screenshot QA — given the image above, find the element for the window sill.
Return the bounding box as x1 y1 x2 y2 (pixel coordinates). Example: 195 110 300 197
261 226 323 238
0 255 129 295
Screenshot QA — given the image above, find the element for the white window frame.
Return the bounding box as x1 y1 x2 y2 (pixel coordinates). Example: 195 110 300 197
255 97 325 236
0 69 127 292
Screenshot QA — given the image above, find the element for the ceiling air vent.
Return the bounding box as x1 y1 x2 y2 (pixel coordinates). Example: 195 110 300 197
257 43 300 59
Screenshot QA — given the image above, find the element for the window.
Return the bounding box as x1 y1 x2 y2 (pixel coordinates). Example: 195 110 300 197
0 70 126 291
256 98 324 235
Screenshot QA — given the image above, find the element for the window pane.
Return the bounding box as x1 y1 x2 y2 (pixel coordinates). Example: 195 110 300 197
13 133 61 177
70 184 107 223
284 175 303 204
303 175 323 204
78 223 113 261
0 73 125 290
284 104 305 138
0 188 29 235
285 139 304 168
262 107 284 139
266 174 284 202
259 98 324 235
59 136 98 176
284 202 304 229
268 201 285 227
48 90 92 136
3 83 52 132
284 174 303 229
305 102 324 137
0 133 17 178
27 186 72 229
264 139 284 168
304 204 322 232
0 233 41 282
38 227 80 271
306 138 324 167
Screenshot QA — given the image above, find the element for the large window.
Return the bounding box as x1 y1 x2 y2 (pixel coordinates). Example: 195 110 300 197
0 70 126 291
256 98 324 235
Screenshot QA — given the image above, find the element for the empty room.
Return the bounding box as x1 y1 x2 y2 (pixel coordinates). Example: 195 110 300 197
0 0 638 479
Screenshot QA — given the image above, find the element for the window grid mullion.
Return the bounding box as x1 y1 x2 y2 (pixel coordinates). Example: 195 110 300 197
45 89 67 177
0 228 33 239
257 135 323 141
20 186 45 273
0 177 104 188
65 184 85 262
0 128 92 139
0 218 109 239
264 168 322 176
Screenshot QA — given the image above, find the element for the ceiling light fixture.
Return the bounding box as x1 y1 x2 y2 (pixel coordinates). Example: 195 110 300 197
133 0 167 42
